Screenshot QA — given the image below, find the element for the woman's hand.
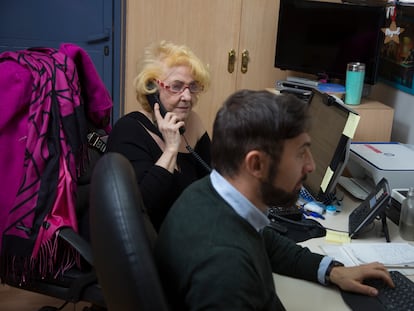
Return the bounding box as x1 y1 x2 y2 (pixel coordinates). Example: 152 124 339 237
154 103 184 152
329 262 395 296
153 103 185 172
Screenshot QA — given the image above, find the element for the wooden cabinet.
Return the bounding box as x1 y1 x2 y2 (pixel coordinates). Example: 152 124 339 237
346 99 394 142
124 0 286 134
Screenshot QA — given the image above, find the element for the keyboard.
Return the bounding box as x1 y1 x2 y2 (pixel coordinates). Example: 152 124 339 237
348 203 372 234
341 270 414 311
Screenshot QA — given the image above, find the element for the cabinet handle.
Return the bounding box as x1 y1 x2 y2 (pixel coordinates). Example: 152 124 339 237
241 50 249 74
228 49 236 73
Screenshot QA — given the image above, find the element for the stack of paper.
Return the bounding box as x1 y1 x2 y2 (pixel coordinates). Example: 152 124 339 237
321 243 414 269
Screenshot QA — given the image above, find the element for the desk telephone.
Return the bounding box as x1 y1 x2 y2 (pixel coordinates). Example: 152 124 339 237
145 82 210 173
348 177 391 242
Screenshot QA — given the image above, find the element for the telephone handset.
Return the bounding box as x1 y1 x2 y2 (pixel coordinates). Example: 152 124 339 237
146 82 185 135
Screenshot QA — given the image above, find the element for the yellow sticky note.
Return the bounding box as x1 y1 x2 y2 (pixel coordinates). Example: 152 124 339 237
325 230 351 244
343 113 360 139
321 167 333 192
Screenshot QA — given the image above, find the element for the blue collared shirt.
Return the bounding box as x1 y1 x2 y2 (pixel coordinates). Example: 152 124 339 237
209 169 333 285
210 169 270 232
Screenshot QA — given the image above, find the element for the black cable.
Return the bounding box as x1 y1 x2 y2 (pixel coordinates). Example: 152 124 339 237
182 134 211 173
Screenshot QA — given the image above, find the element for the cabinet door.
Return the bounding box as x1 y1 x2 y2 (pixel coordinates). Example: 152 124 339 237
125 0 286 133
237 0 285 90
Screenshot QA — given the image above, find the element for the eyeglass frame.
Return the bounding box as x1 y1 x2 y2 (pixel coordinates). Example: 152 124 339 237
156 79 204 95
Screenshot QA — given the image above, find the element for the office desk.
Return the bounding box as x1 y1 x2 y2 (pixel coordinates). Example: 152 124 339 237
273 192 414 310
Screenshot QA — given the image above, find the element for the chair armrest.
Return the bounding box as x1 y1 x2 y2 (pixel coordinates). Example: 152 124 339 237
59 227 94 265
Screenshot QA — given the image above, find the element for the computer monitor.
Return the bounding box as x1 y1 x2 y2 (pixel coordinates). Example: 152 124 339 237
305 89 360 203
274 0 386 85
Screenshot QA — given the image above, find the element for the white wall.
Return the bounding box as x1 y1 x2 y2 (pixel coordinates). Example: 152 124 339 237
370 82 414 144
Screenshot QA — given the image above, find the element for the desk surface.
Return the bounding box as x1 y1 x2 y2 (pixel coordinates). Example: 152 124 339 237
274 191 414 310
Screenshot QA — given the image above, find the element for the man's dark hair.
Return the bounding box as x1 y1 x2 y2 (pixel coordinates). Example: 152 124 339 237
211 89 311 177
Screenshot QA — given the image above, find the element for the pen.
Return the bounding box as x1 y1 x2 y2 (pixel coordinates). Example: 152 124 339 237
303 210 325 220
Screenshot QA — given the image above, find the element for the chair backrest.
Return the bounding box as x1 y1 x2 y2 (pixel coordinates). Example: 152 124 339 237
89 152 169 311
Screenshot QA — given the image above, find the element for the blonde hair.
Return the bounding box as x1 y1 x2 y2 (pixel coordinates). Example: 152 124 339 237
133 41 210 111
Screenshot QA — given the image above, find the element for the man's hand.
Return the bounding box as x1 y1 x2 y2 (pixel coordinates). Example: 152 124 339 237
329 262 395 296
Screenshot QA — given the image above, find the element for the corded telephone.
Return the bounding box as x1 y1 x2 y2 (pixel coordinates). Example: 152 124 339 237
146 82 185 135
267 209 327 243
348 177 391 242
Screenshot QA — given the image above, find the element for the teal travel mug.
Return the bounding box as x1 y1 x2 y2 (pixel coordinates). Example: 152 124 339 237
345 62 365 105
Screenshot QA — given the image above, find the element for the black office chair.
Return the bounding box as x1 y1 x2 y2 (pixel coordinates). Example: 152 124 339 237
89 152 169 311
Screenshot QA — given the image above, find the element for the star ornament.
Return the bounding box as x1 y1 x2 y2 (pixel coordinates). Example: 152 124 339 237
382 21 405 44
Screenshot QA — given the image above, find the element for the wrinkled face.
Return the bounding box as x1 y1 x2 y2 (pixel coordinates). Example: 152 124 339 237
260 133 315 208
158 66 201 121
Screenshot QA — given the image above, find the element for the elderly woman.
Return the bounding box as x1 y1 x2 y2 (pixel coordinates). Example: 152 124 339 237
106 41 211 231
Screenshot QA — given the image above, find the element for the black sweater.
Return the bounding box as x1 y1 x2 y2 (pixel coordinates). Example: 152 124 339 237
106 111 211 230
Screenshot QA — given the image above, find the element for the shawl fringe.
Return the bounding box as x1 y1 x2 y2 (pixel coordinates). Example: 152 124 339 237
1 232 81 285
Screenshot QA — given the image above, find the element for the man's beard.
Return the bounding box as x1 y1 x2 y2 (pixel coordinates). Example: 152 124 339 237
260 160 305 208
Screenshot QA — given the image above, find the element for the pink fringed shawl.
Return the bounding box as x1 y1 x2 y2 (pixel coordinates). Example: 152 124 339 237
0 44 112 282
